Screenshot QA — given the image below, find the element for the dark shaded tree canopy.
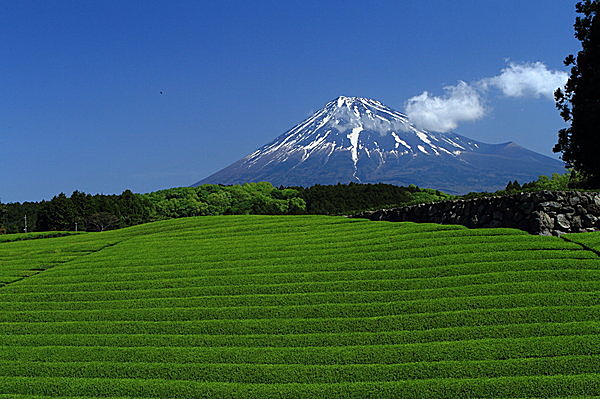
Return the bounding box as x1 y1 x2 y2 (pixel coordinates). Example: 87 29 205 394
554 0 600 186
294 183 450 215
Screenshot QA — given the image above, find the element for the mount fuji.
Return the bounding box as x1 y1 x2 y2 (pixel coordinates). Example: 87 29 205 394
194 96 565 194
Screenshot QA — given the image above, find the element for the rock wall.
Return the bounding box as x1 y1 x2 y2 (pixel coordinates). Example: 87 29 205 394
354 191 600 235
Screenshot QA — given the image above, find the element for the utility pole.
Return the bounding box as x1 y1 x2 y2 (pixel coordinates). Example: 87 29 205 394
23 215 27 233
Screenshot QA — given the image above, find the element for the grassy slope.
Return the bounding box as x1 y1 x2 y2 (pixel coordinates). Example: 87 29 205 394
0 215 599 398
0 231 81 243
564 232 600 254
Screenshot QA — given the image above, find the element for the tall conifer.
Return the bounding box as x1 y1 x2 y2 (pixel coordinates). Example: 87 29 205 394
555 0 600 186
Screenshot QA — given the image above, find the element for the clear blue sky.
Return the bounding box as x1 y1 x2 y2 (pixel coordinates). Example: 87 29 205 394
1 0 580 202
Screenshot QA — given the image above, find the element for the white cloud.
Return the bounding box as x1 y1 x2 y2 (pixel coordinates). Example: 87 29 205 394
404 81 485 132
403 61 568 131
480 61 568 99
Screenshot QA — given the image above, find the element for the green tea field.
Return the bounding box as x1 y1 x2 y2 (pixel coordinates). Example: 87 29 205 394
0 215 599 398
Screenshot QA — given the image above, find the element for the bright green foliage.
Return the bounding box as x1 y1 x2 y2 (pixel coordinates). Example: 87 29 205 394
462 171 599 199
0 216 599 397
565 231 600 252
522 173 573 190
144 183 306 218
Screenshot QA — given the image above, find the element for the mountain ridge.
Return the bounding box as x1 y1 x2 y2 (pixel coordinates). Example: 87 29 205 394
195 96 565 194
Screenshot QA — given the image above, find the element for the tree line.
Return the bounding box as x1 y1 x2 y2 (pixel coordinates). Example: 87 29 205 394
293 183 450 215
0 182 448 234
0 190 153 234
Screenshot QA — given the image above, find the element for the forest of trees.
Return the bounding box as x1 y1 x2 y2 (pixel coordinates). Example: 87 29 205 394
294 183 451 215
0 190 153 234
0 183 303 234
3 174 588 234
0 182 449 234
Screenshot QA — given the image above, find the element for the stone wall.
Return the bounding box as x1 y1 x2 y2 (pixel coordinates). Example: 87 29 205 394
354 191 600 235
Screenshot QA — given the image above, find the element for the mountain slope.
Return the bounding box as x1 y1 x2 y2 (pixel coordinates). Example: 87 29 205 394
195 96 565 193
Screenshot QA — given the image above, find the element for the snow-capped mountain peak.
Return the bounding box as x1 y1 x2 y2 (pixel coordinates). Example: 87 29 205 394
243 96 478 181
195 96 564 194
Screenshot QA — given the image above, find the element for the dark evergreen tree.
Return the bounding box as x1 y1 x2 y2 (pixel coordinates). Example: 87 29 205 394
70 190 92 230
554 0 600 186
0 203 6 234
118 189 152 227
505 180 521 192
37 193 76 231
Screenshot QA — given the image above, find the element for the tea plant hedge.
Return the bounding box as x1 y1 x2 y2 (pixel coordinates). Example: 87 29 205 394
0 215 599 397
